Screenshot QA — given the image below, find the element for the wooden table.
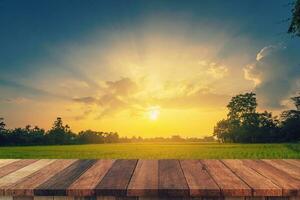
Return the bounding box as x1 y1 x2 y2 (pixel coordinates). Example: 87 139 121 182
0 159 299 200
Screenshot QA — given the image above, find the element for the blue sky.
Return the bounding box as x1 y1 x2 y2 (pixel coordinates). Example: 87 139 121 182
0 0 299 136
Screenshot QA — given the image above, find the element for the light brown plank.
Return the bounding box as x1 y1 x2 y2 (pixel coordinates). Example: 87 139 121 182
0 159 55 193
243 160 300 196
0 160 19 168
222 160 281 196
127 160 159 196
0 160 38 179
283 159 300 167
201 160 251 196
67 160 115 196
180 160 220 197
263 160 300 180
158 160 189 197
6 159 77 196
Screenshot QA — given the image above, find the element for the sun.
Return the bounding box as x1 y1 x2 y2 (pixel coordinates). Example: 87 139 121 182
148 106 160 121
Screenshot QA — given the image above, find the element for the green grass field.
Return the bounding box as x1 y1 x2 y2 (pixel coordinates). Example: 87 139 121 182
0 143 299 159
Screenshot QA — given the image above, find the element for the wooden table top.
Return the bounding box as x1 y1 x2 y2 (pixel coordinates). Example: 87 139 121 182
0 159 299 197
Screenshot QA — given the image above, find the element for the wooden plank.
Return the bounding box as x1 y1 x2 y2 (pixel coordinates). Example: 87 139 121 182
0 196 13 200
0 160 19 168
95 159 138 196
158 160 189 197
34 160 97 196
180 160 220 197
222 160 281 196
0 159 55 192
263 160 300 180
0 160 38 179
13 197 33 200
67 160 115 196
282 160 300 169
127 160 159 196
200 160 251 196
243 160 300 196
6 159 76 196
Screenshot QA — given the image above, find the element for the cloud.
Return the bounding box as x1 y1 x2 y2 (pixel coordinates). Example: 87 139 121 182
244 44 300 108
152 88 230 110
73 76 230 119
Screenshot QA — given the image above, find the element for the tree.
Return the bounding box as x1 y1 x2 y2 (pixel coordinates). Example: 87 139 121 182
288 0 300 37
280 95 300 141
0 118 6 132
46 117 76 144
214 92 279 143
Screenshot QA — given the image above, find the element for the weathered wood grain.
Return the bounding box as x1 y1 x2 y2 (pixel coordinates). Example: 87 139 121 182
283 160 300 167
95 160 138 196
263 160 300 180
67 160 115 196
200 160 251 196
0 160 19 168
0 160 55 195
0 160 38 179
35 160 97 196
243 160 300 196
180 160 220 197
127 160 159 197
6 159 76 196
158 160 189 197
222 160 281 196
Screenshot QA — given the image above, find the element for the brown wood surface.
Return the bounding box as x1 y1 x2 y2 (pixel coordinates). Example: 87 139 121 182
158 160 189 197
243 160 300 196
0 160 38 179
263 160 300 180
0 159 299 198
68 160 115 197
127 160 159 197
201 160 251 196
7 159 77 196
95 160 138 196
180 160 220 197
283 160 300 167
0 160 55 195
0 160 19 168
35 160 97 196
222 159 281 196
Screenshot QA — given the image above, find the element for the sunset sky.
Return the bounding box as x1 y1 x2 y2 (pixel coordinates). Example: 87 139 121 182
0 0 300 137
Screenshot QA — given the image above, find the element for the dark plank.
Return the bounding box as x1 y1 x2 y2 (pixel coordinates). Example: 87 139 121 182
222 160 281 196
95 159 138 196
34 160 97 196
127 160 159 196
200 160 251 196
67 160 115 196
6 159 76 196
263 160 300 180
158 160 189 197
243 160 300 196
180 160 220 197
0 160 38 179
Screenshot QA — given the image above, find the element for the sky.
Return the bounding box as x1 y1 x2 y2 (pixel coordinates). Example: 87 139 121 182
0 0 300 137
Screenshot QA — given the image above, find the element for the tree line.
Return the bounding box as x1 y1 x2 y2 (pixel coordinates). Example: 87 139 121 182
213 93 300 143
0 117 215 146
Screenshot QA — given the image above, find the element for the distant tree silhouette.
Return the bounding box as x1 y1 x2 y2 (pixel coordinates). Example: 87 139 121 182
46 117 76 145
289 0 300 37
0 118 5 132
280 95 300 141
